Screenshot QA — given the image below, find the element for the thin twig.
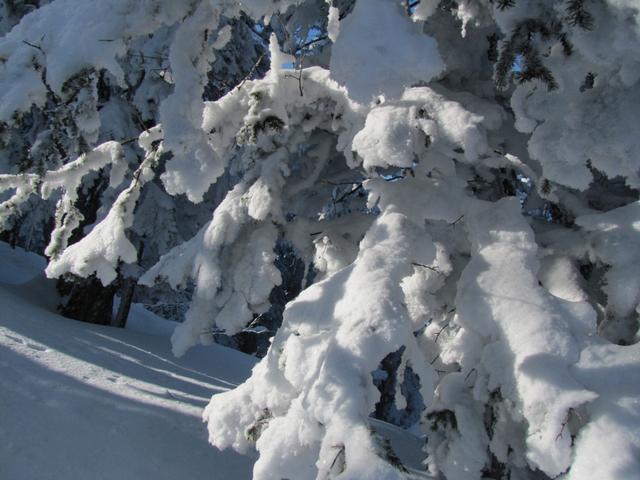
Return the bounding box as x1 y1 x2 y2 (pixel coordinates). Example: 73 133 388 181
322 179 363 186
297 55 304 96
464 368 477 383
329 445 345 472
433 322 449 343
335 183 363 203
22 40 44 52
235 51 267 91
411 262 445 276
295 35 328 53
128 52 168 62
450 214 464 226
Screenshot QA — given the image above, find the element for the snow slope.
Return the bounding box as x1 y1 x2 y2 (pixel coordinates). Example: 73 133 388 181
0 242 257 480
0 242 431 479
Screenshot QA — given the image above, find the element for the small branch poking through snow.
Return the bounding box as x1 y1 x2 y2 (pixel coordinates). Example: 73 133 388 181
411 262 445 276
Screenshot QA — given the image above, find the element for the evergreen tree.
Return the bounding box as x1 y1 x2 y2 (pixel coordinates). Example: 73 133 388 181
1 0 639 478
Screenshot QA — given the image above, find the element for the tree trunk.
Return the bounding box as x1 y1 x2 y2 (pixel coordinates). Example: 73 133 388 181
57 275 116 326
113 278 136 328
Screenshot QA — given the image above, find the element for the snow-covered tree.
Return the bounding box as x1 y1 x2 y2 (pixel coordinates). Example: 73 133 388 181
0 0 267 325
1 0 639 479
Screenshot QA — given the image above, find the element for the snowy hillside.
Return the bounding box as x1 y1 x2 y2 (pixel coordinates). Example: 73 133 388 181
0 242 429 479
0 242 257 479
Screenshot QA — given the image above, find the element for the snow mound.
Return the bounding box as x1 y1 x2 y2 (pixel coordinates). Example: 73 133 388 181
329 0 444 103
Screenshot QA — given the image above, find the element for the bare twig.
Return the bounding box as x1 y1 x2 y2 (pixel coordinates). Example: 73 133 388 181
322 179 363 186
464 368 477 383
296 55 304 96
329 445 345 473
285 56 305 96
295 35 328 53
433 322 450 343
235 51 267 91
450 214 464 226
127 52 168 62
335 183 363 203
411 262 445 276
22 40 44 52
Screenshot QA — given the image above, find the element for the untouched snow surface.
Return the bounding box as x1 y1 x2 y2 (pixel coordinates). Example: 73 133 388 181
0 242 257 479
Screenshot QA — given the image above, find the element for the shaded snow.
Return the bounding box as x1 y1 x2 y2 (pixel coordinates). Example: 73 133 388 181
124 302 178 338
0 241 429 479
0 242 256 480
0 242 46 284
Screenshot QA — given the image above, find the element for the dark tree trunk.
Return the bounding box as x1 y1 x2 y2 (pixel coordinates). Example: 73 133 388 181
113 278 136 328
54 174 118 325
0 220 20 248
57 274 116 326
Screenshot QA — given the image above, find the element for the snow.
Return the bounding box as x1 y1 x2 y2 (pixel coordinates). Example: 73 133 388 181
3 2 640 478
205 211 438 479
0 242 47 284
0 242 257 479
0 241 430 479
327 5 340 43
158 1 226 204
267 33 295 78
352 86 496 171
501 0 640 190
45 145 158 285
412 1 439 22
123 302 178 338
442 198 599 477
569 342 640 479
538 255 589 303
329 0 444 103
0 141 125 234
0 0 179 120
352 105 421 170
577 200 640 321
143 66 366 356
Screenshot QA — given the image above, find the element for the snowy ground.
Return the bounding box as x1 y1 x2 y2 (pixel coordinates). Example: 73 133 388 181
0 242 257 479
0 242 429 479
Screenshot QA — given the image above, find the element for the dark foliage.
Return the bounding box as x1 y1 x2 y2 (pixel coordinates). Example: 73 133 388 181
566 0 594 30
